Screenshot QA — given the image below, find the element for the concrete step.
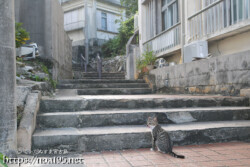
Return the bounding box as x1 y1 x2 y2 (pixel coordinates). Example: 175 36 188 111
37 107 250 129
40 95 249 112
58 79 145 84
77 88 152 95
79 77 125 80
73 72 125 79
80 72 125 77
57 83 149 89
32 120 250 152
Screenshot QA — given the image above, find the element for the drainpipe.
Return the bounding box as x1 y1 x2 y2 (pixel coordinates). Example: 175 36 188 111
181 0 185 64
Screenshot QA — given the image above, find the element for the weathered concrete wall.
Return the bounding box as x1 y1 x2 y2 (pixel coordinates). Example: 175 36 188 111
164 52 182 65
0 0 17 156
209 31 250 57
150 50 250 95
16 0 73 80
18 0 46 51
48 0 72 80
126 45 140 80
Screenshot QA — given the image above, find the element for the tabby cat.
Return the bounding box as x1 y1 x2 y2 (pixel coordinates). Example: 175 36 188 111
147 117 185 159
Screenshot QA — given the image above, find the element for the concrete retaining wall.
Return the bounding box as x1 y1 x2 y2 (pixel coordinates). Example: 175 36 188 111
16 0 72 80
149 50 250 95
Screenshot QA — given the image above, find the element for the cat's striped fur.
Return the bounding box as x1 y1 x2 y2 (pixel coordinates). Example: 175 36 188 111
147 117 185 159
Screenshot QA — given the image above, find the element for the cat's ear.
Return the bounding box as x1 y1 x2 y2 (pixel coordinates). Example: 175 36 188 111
153 117 157 121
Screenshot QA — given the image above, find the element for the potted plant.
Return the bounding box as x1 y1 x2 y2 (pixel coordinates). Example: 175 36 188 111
142 47 156 71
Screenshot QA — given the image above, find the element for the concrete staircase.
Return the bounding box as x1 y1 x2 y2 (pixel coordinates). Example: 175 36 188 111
32 72 250 152
57 72 152 95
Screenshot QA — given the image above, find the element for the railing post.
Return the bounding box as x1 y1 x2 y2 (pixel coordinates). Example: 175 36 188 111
97 53 102 79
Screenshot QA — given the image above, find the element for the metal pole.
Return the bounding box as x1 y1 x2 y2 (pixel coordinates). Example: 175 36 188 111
84 0 89 72
181 0 185 64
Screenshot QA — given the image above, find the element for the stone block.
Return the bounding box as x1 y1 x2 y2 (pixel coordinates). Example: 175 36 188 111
16 86 32 108
240 89 250 99
17 91 41 152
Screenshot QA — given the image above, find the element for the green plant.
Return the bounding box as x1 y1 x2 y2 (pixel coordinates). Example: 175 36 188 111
35 75 41 82
120 0 138 18
0 153 8 167
16 57 23 62
102 15 135 57
50 79 57 89
41 64 49 75
142 46 156 66
136 57 145 71
15 22 30 48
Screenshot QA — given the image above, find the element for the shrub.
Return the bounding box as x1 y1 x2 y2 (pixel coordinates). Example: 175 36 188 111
0 153 8 167
15 22 30 48
102 16 135 57
142 46 157 66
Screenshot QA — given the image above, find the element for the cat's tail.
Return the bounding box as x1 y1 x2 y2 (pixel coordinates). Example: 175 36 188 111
169 151 185 159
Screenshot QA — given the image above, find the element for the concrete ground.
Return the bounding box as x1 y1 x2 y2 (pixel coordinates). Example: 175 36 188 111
14 142 250 167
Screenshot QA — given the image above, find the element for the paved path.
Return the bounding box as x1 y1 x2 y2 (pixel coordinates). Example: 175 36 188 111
83 142 250 167
14 142 250 167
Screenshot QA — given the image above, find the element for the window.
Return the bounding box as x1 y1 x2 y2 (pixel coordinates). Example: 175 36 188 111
162 0 178 30
203 0 249 27
101 12 107 30
64 9 84 31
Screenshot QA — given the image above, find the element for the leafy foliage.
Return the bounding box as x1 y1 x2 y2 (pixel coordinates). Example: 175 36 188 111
141 46 157 65
120 0 138 18
101 0 139 57
136 57 145 72
15 22 30 48
102 16 134 57
0 153 8 167
136 46 156 72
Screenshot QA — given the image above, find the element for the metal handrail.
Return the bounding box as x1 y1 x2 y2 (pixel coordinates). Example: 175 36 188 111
96 53 102 79
80 54 87 72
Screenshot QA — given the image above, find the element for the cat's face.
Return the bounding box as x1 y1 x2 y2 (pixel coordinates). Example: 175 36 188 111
147 117 158 129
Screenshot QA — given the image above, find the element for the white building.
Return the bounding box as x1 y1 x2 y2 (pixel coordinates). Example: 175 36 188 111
139 0 250 64
60 0 124 46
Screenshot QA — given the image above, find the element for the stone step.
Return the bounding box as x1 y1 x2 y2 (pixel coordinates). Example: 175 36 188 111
77 88 152 95
59 79 145 84
37 107 250 129
79 77 125 80
32 120 250 152
73 73 125 79
57 83 149 89
80 72 125 77
40 95 249 112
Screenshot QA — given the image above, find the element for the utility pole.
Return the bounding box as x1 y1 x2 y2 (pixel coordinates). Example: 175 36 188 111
84 0 89 72
0 0 17 156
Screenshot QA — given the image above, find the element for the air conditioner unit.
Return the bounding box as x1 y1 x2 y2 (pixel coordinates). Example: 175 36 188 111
184 40 208 63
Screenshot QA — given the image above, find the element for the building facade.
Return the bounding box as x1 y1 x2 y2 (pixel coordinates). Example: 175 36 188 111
139 0 250 64
60 0 124 46
138 0 250 95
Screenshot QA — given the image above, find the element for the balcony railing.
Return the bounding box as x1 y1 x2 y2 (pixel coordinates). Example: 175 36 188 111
188 0 250 42
143 23 181 56
64 21 85 32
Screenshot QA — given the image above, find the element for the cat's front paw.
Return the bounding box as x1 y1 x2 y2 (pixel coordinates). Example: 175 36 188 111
150 148 155 151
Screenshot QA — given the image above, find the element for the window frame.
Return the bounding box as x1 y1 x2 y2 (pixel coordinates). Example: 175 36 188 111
101 12 108 31
161 0 179 31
